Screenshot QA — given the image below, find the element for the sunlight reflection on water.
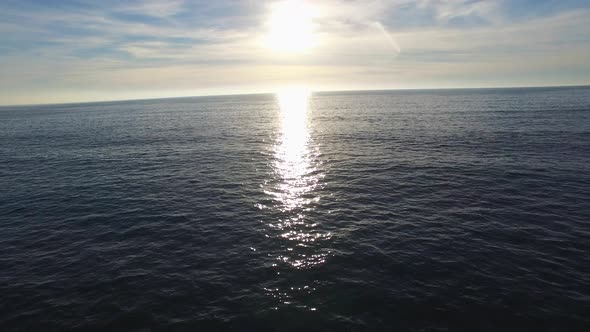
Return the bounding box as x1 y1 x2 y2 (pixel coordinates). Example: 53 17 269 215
273 89 319 211
260 89 331 308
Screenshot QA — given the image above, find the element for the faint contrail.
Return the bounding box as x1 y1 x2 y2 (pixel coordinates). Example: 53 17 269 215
373 21 401 55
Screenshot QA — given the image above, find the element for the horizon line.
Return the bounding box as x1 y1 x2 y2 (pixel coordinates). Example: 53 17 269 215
1 84 589 108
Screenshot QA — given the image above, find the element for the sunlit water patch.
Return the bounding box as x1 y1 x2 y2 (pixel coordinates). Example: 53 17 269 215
257 89 331 308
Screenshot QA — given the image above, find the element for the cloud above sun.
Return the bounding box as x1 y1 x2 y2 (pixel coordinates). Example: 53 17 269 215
0 0 589 105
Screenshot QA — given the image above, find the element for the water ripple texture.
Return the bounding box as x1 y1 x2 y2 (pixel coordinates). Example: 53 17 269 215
1 87 590 331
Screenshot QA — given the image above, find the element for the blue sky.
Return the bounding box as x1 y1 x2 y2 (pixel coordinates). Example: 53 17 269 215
1 0 589 105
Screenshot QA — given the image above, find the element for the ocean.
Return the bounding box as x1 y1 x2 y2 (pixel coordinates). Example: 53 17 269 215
1 86 589 331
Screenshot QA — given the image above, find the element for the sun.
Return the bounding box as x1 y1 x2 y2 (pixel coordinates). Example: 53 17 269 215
264 0 317 53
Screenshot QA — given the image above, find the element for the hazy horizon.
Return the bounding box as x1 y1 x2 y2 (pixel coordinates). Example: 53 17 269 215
2 84 590 108
1 0 590 106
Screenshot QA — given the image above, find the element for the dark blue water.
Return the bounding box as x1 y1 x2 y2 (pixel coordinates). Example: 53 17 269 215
1 87 590 331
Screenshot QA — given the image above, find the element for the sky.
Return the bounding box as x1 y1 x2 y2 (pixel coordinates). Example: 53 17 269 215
0 0 589 105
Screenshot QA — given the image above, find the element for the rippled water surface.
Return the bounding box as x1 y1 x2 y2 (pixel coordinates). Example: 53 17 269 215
1 87 590 331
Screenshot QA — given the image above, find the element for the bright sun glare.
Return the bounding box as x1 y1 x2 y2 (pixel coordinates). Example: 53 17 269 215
264 0 317 53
